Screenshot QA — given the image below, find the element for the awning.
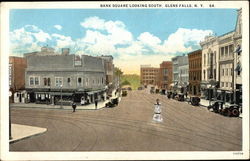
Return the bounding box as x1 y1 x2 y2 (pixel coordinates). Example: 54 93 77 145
235 63 242 72
235 45 242 54
41 92 73 96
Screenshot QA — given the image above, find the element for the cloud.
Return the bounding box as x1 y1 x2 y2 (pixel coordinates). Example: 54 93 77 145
160 28 213 54
138 32 161 46
52 33 75 49
80 16 133 45
10 18 213 74
54 25 62 30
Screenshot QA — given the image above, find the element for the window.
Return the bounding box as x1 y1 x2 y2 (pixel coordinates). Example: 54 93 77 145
55 77 63 87
67 78 71 86
77 77 82 86
214 69 216 80
203 70 205 80
226 69 228 76
35 77 39 85
225 46 228 56
48 78 51 86
30 77 34 86
229 45 234 55
102 77 104 84
221 47 224 57
204 55 206 66
44 78 47 86
222 69 224 76
226 82 228 87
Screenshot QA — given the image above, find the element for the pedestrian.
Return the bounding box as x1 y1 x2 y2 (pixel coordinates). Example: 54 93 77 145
185 91 188 98
94 97 98 109
72 102 77 112
153 99 163 122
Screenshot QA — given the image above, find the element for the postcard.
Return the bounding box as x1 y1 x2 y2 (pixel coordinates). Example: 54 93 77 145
0 1 249 160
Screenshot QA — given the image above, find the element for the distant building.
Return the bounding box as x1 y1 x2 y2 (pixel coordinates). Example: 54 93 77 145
99 55 114 85
9 56 27 103
171 55 189 94
140 65 159 87
172 56 180 84
24 47 106 105
188 49 202 96
178 55 189 86
159 61 172 90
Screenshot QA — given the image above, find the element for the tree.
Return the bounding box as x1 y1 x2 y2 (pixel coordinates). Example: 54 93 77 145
114 67 123 77
121 80 131 86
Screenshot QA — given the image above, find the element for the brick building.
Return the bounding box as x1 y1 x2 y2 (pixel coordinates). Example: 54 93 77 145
9 56 27 102
140 65 159 87
188 49 202 96
159 61 172 90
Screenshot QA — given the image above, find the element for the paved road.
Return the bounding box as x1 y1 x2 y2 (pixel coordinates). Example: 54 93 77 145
10 89 242 151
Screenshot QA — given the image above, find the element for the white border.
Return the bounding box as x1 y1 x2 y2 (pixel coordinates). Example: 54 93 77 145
1 1 249 160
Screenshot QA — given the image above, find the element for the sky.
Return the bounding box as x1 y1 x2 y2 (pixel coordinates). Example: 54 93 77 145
10 9 238 74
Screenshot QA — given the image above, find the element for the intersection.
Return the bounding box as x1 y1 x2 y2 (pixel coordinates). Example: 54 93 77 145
10 89 242 151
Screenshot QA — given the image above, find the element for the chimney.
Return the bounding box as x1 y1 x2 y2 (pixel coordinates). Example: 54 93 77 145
62 48 70 55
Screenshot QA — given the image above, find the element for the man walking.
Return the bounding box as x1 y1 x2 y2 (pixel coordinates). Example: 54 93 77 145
72 102 77 112
94 97 98 110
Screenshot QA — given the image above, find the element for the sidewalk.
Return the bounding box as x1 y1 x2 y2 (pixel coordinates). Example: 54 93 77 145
10 99 110 110
10 124 47 144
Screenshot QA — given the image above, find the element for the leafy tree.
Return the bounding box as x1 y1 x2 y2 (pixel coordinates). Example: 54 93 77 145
121 80 131 86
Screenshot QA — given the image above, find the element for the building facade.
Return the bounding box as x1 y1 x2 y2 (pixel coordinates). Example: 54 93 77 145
159 61 173 90
9 56 27 103
178 55 189 85
140 65 159 87
200 34 220 100
172 56 180 85
24 47 106 105
233 8 242 105
188 49 202 96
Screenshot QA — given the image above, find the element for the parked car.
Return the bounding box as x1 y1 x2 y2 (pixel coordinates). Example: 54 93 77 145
122 90 128 96
106 98 119 108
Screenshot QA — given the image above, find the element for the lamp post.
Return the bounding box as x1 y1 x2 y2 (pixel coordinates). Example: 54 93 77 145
60 84 63 109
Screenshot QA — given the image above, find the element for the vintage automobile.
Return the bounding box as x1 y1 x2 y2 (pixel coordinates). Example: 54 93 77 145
207 90 241 117
189 96 200 106
122 89 128 97
106 97 119 108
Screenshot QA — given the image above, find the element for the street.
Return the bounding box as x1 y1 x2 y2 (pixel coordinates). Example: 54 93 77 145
10 89 242 151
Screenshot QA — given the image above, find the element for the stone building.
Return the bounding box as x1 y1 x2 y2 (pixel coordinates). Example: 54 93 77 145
188 49 202 96
178 55 189 85
9 56 27 103
200 34 220 101
140 65 159 87
172 56 180 85
233 8 242 105
159 61 173 91
200 8 242 106
24 47 106 105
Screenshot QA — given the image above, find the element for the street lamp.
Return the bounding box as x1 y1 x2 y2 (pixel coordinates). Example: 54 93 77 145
60 84 63 109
